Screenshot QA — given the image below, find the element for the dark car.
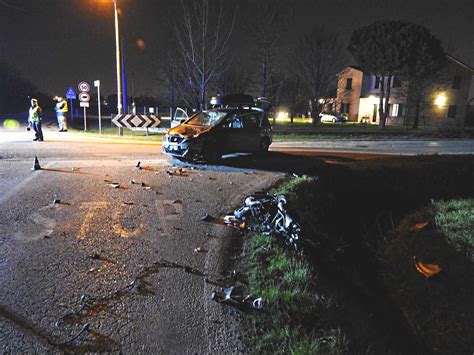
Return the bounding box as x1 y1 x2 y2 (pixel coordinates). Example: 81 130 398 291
162 94 272 162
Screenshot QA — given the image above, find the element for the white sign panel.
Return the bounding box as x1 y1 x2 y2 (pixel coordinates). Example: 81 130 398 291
78 81 90 92
80 102 90 108
79 92 90 102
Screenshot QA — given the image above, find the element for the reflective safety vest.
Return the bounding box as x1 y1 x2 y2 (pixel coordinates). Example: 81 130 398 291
29 106 41 122
56 99 68 113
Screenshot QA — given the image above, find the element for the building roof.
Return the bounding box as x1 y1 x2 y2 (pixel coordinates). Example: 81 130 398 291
336 66 363 76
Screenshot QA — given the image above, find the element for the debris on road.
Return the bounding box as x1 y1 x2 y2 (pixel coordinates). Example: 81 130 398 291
53 199 61 204
31 155 41 170
201 213 211 222
166 166 188 177
136 161 142 170
194 247 206 253
210 285 264 310
110 183 120 189
130 179 136 185
173 199 183 204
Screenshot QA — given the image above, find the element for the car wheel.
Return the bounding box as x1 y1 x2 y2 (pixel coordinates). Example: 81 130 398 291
332 118 336 123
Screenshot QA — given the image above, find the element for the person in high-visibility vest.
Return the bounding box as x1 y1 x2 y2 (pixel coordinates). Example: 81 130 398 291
28 98 44 141
54 96 68 132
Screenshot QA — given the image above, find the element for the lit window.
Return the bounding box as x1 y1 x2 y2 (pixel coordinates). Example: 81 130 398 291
391 104 399 117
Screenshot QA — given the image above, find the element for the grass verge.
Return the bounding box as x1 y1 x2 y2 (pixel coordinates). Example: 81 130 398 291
245 176 348 354
434 198 474 261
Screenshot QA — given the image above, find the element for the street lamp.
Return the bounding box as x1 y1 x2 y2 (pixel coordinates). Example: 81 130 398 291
113 0 122 114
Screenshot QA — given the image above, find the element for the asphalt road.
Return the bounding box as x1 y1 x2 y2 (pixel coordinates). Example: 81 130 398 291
1 127 473 352
0 129 284 352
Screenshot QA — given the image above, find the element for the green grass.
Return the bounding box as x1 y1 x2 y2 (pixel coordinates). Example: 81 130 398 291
245 176 348 354
434 198 474 261
273 175 313 195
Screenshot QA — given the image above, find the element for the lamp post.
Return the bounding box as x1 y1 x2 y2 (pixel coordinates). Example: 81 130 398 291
113 0 122 115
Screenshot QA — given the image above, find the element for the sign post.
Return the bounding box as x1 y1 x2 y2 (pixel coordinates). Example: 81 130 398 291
94 80 102 134
78 82 90 131
66 86 76 121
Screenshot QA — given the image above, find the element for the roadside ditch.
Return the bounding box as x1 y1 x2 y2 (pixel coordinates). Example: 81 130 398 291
238 155 473 353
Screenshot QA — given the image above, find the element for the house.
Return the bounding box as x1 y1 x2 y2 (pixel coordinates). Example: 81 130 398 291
335 56 474 126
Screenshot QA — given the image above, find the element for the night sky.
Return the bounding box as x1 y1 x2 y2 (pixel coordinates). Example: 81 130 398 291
1 0 473 97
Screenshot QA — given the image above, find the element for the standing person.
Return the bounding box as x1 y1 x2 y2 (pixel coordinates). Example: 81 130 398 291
28 98 44 141
54 96 68 132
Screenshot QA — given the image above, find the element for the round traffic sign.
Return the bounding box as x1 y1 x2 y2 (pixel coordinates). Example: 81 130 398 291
78 81 90 92
79 92 90 102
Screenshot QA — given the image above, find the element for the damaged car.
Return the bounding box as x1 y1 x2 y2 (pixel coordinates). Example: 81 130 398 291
162 94 272 163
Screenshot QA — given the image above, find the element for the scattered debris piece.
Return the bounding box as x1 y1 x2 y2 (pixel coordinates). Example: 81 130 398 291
414 222 429 230
229 181 233 185
252 297 265 310
194 247 206 253
123 202 134 205
201 213 211 222
43 235 50 239
90 251 101 260
173 199 183 204
136 161 142 170
209 177 217 180
166 166 187 176
144 186 152 190
413 256 441 278
110 183 120 189
210 285 263 310
140 182 146 187
53 199 61 204
217 188 222 192
71 167 80 172
130 179 136 185
31 155 41 170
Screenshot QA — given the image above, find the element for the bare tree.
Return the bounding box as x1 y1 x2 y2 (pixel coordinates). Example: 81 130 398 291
215 59 253 95
296 26 346 124
247 0 288 98
174 0 237 110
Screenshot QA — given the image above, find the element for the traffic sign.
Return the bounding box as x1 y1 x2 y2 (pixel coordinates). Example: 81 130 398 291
66 86 76 100
112 114 161 129
78 81 90 92
80 102 90 108
79 92 90 102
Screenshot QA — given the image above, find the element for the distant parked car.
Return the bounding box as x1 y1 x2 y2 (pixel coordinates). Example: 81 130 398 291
319 112 348 123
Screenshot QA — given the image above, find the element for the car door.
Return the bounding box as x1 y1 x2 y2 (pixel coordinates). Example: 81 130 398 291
171 108 189 128
220 114 248 153
241 112 263 152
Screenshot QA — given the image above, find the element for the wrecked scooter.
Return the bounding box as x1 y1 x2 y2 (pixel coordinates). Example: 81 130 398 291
228 193 301 251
